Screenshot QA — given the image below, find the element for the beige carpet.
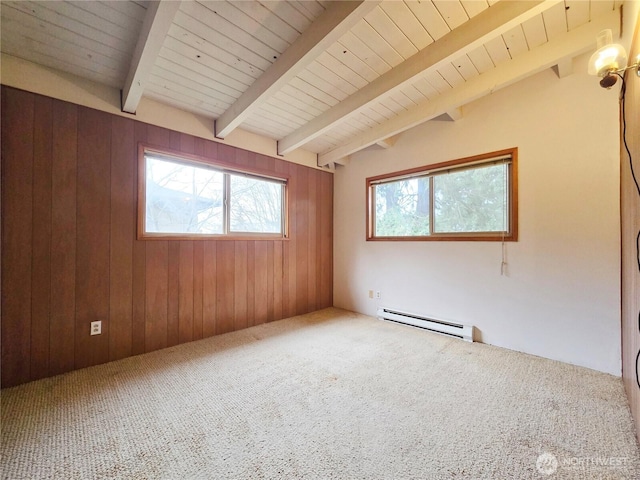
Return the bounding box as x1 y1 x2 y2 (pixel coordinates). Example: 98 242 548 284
2 308 639 479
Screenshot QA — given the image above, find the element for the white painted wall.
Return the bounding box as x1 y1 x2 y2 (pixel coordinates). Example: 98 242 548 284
334 54 622 376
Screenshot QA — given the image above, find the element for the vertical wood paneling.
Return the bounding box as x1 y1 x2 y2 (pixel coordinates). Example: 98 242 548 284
307 170 318 312
75 107 111 369
145 241 169 352
319 171 334 308
167 241 180 347
621 23 640 440
295 165 309 314
216 242 235 334
0 87 333 387
31 95 53 379
246 241 256 325
202 241 217 337
49 99 77 375
132 122 147 356
193 242 204 340
1 88 34 387
179 242 194 344
254 241 268 325
234 241 248 330
109 115 134 361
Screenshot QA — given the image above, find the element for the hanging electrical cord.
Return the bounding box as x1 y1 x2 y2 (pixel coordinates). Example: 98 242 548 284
616 72 640 391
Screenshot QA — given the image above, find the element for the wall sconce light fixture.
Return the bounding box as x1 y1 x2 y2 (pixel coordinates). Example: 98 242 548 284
588 29 640 88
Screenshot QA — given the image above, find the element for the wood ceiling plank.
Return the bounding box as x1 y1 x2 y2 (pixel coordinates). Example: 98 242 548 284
215 1 380 138
147 71 232 110
380 1 433 50
279 0 554 155
326 41 379 83
542 2 568 41
452 54 480 81
152 61 240 106
106 0 148 22
590 0 615 19
160 38 255 88
398 84 427 105
121 0 181 113
467 46 495 74
337 31 392 76
144 85 225 116
167 24 266 79
263 96 318 123
406 0 451 41
181 2 280 62
438 63 466 88
412 77 440 100
69 1 144 31
317 8 620 165
173 10 271 72
305 59 359 96
460 0 489 19
503 25 529 57
280 84 333 112
365 5 419 59
231 1 300 43
290 0 325 20
209 1 292 54
389 90 417 110
4 1 132 53
351 16 405 67
484 35 511 65
565 0 590 31
316 51 369 89
522 14 548 49
259 1 314 32
289 77 340 107
1 5 130 65
433 0 469 29
272 90 325 118
297 68 350 102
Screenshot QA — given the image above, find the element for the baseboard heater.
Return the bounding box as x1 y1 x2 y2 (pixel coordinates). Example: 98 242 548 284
377 307 474 343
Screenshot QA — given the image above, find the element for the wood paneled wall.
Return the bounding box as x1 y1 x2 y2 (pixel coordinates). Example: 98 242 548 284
621 23 640 440
1 86 333 388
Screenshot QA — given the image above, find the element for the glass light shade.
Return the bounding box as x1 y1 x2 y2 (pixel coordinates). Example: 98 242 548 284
588 44 628 76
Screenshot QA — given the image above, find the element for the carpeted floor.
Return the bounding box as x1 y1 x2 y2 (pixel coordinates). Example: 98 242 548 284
2 308 639 479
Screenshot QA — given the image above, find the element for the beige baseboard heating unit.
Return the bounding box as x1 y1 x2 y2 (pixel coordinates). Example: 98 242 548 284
377 307 474 343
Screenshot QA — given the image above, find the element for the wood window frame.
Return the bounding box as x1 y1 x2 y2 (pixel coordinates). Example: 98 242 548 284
366 148 518 242
138 144 290 240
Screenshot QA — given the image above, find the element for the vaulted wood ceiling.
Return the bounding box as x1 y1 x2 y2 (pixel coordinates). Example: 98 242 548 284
0 1 624 167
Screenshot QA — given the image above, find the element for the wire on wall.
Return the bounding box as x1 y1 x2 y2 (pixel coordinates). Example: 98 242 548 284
617 72 640 391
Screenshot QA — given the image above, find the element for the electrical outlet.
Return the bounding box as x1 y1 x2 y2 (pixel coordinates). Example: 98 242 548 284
90 321 102 336
368 290 374 299
375 291 381 299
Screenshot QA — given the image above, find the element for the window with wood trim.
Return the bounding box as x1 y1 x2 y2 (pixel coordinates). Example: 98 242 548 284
366 148 517 241
138 146 288 239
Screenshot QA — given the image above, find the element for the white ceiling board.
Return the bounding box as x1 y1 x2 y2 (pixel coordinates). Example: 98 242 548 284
279 84 333 113
365 6 419 59
259 1 316 32
316 51 369 89
466 46 495 74
380 1 433 50
150 64 238 105
398 84 428 105
433 0 469 30
145 83 225 117
424 70 453 94
484 35 511 65
452 54 480 81
438 63 466 88
288 76 341 107
521 14 548 50
326 42 379 83
351 16 405 67
565 0 590 31
337 31 392 76
105 0 149 22
503 25 529 57
460 0 489 19
406 0 451 41
542 2 568 41
272 90 326 118
410 77 440 100
590 0 615 18
306 59 360 96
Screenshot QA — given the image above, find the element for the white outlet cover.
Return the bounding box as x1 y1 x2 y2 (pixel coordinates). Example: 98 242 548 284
90 321 102 335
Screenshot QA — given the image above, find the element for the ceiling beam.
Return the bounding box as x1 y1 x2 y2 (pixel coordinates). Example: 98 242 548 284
445 108 463 121
278 0 560 156
215 0 380 139
376 135 399 149
121 0 181 114
553 57 574 78
318 8 620 166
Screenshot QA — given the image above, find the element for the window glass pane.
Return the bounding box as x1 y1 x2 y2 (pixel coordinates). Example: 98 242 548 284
433 164 507 233
229 175 282 233
145 156 224 234
374 177 430 236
